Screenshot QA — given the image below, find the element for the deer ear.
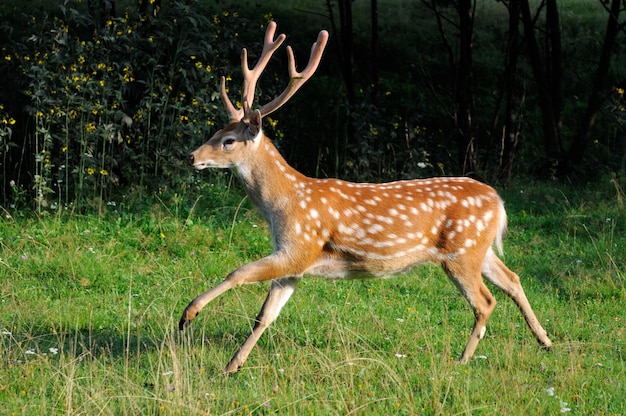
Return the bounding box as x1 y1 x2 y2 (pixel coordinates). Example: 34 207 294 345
248 109 263 141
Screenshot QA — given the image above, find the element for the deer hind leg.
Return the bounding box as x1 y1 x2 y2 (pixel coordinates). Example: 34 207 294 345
224 277 298 374
444 259 497 363
481 248 552 349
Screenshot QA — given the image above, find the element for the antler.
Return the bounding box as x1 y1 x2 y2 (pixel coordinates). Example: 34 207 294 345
220 22 329 122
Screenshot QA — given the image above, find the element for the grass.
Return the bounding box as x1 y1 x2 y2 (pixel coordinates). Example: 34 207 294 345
1 177 625 415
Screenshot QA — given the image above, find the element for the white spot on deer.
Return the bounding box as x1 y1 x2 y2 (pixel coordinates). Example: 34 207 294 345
483 210 494 223
328 207 341 220
299 200 307 209
338 223 353 235
456 224 464 233
410 207 419 215
364 199 377 206
396 237 407 244
476 219 485 232
295 223 302 235
367 224 384 234
376 215 394 225
448 231 456 240
356 205 367 212
285 173 296 182
309 209 319 219
321 197 328 204
431 226 438 235
355 227 366 239
321 229 330 239
388 208 399 217
464 238 475 248
445 219 454 228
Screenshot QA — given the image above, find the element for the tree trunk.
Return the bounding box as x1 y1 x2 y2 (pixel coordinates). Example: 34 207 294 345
370 0 379 96
520 0 563 163
565 0 623 170
455 0 477 174
497 0 522 185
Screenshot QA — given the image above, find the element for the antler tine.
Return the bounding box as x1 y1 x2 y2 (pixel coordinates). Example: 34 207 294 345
220 76 242 122
258 29 329 118
241 22 286 119
219 22 286 122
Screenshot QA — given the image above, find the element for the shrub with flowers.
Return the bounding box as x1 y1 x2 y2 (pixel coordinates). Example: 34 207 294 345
0 1 265 212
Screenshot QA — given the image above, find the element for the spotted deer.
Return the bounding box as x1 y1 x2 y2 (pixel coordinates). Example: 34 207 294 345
180 22 552 373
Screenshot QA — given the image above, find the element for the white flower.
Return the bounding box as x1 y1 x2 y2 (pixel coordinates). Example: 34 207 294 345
546 387 555 396
25 349 36 355
49 347 59 354
394 353 407 358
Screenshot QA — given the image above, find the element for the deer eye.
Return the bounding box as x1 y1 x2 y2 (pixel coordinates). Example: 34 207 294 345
222 137 236 151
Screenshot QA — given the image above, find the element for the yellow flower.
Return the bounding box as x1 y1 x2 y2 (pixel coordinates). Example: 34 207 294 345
195 61 203 69
86 122 96 133
87 168 95 175
100 169 108 176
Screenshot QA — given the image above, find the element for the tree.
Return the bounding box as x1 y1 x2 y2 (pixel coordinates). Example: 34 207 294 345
520 0 563 166
424 0 478 175
520 0 625 176
495 0 523 185
565 0 625 170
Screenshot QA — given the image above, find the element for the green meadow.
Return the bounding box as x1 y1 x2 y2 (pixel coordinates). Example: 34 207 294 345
1 178 624 415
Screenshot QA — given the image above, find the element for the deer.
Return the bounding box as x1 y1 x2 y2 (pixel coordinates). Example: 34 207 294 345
179 22 552 374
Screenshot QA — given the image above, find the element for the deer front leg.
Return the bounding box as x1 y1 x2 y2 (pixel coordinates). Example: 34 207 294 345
178 254 297 330
224 277 298 373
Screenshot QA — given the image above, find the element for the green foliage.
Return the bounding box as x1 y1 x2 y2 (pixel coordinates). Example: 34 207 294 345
1 179 625 414
0 1 269 211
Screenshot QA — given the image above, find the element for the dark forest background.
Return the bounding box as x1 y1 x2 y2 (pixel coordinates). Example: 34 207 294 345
1 0 625 213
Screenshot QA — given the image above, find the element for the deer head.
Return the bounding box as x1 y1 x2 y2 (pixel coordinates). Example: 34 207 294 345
187 22 329 172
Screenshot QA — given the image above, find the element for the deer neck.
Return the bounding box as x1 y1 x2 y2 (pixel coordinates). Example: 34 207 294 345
234 135 304 220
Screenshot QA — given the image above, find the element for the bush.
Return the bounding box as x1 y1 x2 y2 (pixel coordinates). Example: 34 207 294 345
0 1 270 212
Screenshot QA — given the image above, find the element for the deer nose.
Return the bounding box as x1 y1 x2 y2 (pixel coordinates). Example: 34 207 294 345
187 154 195 165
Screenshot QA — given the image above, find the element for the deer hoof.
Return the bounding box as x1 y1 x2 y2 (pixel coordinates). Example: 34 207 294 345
223 361 242 375
178 317 190 331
